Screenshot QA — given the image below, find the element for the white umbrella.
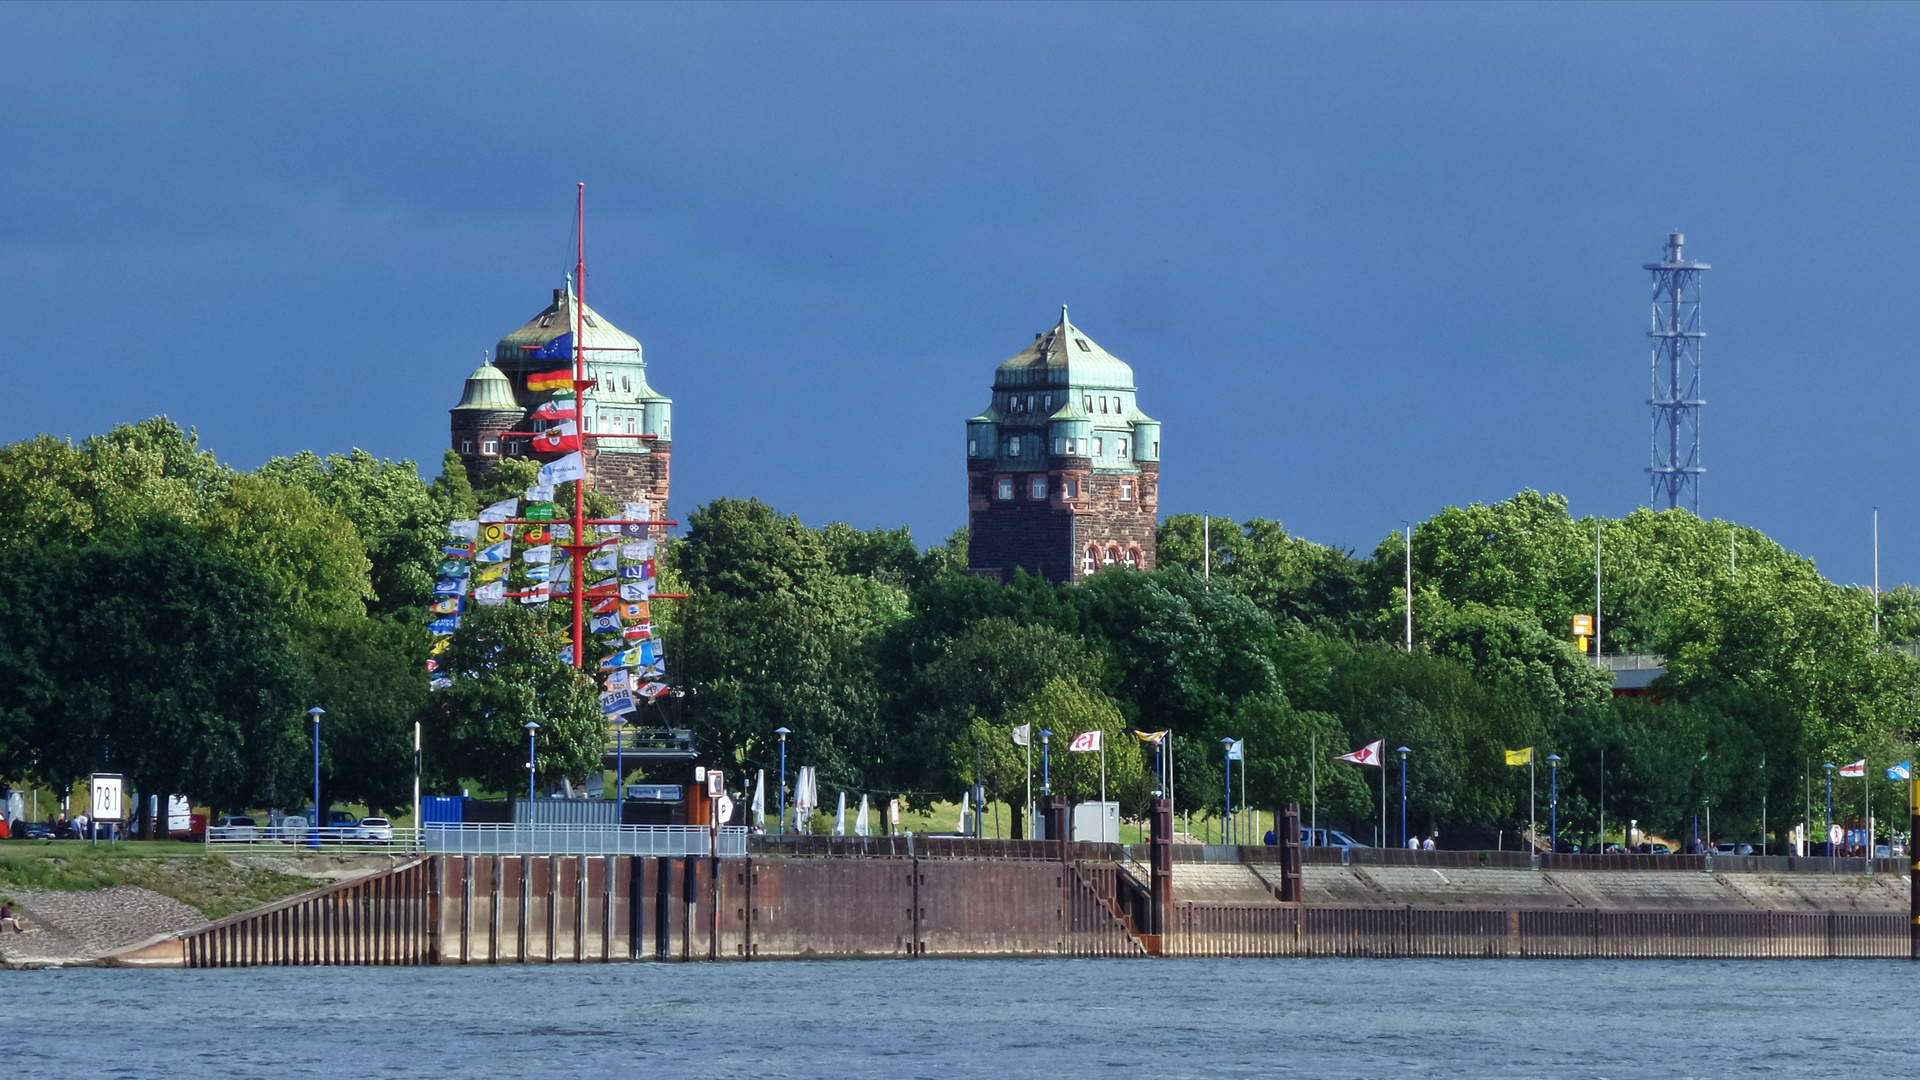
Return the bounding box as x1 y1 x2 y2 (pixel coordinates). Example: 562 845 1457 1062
855 793 871 836
834 791 847 835
751 769 766 829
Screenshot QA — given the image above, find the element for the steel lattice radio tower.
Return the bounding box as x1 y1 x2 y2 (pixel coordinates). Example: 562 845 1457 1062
1644 231 1709 512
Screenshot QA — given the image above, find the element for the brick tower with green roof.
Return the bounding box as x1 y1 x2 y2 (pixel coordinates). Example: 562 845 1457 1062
450 285 672 512
966 307 1160 583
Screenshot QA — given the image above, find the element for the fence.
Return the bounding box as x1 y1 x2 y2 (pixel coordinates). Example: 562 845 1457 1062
126 860 433 968
206 826 424 852
745 834 1136 861
423 823 746 857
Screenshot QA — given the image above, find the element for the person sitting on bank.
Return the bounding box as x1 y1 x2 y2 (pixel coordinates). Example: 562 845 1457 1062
0 903 22 933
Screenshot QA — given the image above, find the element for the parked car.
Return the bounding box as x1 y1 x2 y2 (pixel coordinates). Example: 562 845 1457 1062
326 810 358 833
1303 827 1365 848
209 815 260 842
1601 843 1626 854
1713 842 1755 855
355 817 393 844
1649 843 1672 854
276 815 310 841
13 821 53 840
1553 839 1581 853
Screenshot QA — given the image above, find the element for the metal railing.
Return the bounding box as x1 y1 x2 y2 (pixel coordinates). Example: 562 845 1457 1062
205 826 422 852
423 823 746 857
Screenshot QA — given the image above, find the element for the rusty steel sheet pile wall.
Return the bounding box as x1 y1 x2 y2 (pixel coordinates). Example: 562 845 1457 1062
112 860 433 969
1160 903 1909 959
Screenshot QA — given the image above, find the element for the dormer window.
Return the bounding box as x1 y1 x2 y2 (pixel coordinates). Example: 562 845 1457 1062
1118 438 1129 457
1093 437 1104 456
1112 396 1121 413
622 376 631 392
1084 395 1092 411
1100 398 1109 414
1008 436 1021 456
1076 339 1090 352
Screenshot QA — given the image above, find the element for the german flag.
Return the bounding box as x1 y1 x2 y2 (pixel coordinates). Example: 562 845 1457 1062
527 369 574 391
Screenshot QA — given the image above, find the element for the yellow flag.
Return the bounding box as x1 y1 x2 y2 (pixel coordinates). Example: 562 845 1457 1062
1505 747 1533 766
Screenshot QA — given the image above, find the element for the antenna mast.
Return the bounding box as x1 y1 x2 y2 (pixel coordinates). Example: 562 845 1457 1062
1645 232 1709 513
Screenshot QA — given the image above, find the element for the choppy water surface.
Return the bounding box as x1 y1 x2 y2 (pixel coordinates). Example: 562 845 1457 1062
15 958 1914 1078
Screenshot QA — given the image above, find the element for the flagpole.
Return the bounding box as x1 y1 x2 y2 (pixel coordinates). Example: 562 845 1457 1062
1530 756 1536 854
1100 738 1108 846
1025 730 1032 841
1379 750 1386 848
1310 733 1317 844
570 181 588 671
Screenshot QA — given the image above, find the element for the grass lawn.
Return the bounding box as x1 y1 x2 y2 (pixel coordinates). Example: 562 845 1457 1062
0 840 331 919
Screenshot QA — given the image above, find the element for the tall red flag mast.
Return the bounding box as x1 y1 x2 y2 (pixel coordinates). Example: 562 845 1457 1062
502 184 681 673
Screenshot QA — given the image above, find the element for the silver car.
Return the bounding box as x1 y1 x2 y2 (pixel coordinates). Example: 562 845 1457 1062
355 817 393 844
209 815 260 842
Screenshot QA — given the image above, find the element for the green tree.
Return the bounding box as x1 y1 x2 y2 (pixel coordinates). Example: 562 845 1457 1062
0 519 305 816
1002 679 1144 810
0 418 232 546
296 615 429 815
1159 514 1367 633
259 449 452 619
425 604 602 794
201 474 374 622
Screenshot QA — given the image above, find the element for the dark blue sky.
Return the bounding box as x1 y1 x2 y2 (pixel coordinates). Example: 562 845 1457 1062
4 3 1917 586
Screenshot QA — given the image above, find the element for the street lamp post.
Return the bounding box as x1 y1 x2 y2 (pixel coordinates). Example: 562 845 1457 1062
1825 763 1836 855
775 727 791 835
524 721 540 803
1547 754 1561 854
1397 746 1412 848
1221 738 1235 846
308 707 325 849
974 740 985 840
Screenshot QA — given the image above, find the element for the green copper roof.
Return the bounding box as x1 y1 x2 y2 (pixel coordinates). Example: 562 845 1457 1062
494 285 643 375
451 363 523 412
994 307 1135 391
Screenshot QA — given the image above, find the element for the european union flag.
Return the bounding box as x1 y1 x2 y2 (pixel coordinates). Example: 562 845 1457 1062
527 332 573 361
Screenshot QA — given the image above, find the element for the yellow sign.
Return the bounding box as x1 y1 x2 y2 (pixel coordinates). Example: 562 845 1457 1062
1505 747 1533 766
1571 614 1593 636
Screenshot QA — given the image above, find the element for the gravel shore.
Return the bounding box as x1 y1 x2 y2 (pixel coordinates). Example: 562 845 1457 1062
0 886 210 968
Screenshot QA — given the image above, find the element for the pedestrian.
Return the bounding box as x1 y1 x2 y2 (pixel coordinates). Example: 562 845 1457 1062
74 813 89 840
1406 833 1419 850
0 903 21 933
1264 828 1277 846
1422 835 1436 851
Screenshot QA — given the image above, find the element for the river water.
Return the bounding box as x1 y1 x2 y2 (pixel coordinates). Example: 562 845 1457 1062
15 958 1914 1078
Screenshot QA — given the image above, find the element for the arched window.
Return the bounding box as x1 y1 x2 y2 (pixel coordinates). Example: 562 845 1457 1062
1083 546 1098 574
1104 545 1119 566
1123 548 1139 569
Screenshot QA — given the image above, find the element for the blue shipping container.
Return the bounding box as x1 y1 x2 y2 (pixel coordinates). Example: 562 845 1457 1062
421 796 465 824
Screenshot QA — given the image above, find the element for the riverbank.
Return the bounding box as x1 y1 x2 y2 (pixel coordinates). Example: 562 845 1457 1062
0 845 414 967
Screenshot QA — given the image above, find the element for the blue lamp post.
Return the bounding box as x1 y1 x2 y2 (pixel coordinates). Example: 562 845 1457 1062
776 727 791 835
308 706 325 848
1220 739 1234 845
1040 730 1052 795
524 721 540 803
1397 746 1412 848
1546 753 1561 854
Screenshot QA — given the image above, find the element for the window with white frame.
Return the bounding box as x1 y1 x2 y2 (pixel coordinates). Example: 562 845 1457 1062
1120 479 1134 500
1123 548 1139 568
461 440 473 455
1093 436 1104 456
969 439 978 456
1104 545 1119 566
482 438 498 455
1009 436 1021 456
1064 478 1078 499
1083 546 1098 574
1030 476 1047 500
1118 437 1129 457
997 478 1014 500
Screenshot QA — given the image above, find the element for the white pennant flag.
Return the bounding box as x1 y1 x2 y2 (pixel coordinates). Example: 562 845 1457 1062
1068 730 1103 753
752 770 766 828
538 451 586 486
1012 723 1031 748
835 791 847 836
855 793 870 837
478 498 518 522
